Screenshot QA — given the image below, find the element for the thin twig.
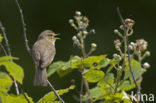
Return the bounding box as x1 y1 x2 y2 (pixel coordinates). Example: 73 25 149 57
80 78 84 103
47 80 65 103
14 0 31 56
117 7 144 103
0 43 8 56
18 84 30 103
0 21 20 95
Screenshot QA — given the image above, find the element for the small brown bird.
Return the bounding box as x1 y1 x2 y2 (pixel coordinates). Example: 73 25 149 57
32 30 59 86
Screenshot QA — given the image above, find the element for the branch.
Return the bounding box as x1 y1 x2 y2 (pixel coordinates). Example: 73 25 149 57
0 21 20 95
47 80 65 103
117 7 144 103
0 43 8 56
14 0 65 103
14 0 31 56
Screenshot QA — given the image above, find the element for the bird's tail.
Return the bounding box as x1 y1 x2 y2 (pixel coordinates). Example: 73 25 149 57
34 67 48 86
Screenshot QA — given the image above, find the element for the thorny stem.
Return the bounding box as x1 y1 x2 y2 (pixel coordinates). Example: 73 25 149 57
117 7 144 103
79 30 93 103
14 0 65 102
0 21 20 95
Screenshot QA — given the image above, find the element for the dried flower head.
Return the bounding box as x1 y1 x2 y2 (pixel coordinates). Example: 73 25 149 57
82 17 89 25
125 18 135 29
135 39 148 51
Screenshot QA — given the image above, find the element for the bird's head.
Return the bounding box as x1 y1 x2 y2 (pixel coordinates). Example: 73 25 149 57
38 30 60 41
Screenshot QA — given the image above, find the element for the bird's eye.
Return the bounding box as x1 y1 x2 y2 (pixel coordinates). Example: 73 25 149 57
47 34 52 36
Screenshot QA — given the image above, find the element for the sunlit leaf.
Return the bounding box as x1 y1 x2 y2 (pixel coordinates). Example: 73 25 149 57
48 56 80 77
0 93 34 103
0 61 24 84
37 85 75 103
83 70 104 83
0 56 18 62
47 61 65 77
124 59 142 81
0 72 13 93
83 86 103 101
98 73 114 87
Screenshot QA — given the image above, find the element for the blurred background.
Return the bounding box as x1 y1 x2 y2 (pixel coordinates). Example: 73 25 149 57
0 0 155 102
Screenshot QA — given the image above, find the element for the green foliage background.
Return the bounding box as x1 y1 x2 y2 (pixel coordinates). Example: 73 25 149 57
0 0 155 102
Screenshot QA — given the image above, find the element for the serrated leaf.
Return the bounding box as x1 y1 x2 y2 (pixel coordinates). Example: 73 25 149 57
0 72 13 93
37 85 75 103
83 70 104 83
118 80 140 91
0 93 34 103
98 73 114 87
72 55 107 69
124 59 142 81
0 61 24 84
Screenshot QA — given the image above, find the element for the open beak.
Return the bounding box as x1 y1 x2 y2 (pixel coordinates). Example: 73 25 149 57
54 33 61 40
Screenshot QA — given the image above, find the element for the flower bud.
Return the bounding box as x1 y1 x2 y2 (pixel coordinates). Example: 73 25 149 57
69 19 74 24
143 62 150 68
91 43 97 48
83 31 88 35
90 29 96 34
114 29 119 34
145 51 150 56
130 42 135 46
128 45 133 50
75 11 81 16
72 36 77 41
120 25 124 30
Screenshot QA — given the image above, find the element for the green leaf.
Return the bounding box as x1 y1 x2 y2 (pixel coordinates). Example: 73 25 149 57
0 72 13 93
83 70 104 83
118 80 141 91
98 58 111 68
0 34 3 42
47 61 65 77
124 59 142 81
37 85 75 103
83 86 103 101
0 56 18 62
48 56 80 77
72 55 107 69
98 73 114 87
0 61 24 84
0 93 34 103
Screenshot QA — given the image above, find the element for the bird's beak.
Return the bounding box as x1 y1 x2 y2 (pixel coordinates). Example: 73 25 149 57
54 33 61 40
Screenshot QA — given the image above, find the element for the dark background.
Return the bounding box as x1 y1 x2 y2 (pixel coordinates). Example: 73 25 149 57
0 0 155 102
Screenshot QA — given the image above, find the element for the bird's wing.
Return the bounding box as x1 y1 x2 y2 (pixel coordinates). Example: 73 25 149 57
40 40 56 68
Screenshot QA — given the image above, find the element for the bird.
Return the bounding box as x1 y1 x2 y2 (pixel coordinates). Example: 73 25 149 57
32 30 60 86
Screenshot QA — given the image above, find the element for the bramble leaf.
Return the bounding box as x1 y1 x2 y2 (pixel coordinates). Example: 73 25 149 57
98 73 114 87
83 70 104 83
124 59 142 81
37 85 75 103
